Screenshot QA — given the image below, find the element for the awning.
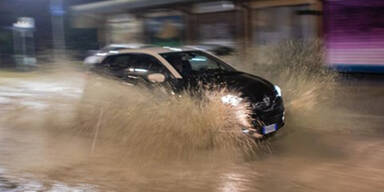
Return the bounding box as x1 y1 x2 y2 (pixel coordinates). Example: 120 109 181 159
71 0 204 14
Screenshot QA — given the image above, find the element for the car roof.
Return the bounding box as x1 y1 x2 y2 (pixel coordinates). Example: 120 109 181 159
106 43 153 48
115 46 197 55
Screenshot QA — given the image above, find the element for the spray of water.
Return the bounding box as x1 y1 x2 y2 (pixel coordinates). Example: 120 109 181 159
3 41 384 191
224 40 339 135
0 40 338 167
69 75 271 161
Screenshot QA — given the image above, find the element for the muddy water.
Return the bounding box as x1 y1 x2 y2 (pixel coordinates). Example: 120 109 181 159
0 69 384 192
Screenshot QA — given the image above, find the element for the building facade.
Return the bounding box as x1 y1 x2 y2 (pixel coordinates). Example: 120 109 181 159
324 0 384 72
71 0 323 50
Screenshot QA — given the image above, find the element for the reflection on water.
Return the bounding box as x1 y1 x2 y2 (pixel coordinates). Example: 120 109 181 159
0 66 383 192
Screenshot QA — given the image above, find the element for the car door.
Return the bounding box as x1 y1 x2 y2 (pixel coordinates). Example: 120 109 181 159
98 53 171 85
123 53 172 85
96 54 132 79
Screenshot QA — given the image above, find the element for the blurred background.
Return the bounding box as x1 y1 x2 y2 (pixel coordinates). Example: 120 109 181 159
1 0 383 73
1 1 384 192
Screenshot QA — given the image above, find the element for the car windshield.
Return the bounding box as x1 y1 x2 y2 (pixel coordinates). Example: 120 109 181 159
160 51 236 77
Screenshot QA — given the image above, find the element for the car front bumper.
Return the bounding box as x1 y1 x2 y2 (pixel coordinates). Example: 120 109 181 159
244 97 285 138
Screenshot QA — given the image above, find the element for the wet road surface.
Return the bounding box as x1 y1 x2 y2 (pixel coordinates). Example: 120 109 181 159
0 70 383 192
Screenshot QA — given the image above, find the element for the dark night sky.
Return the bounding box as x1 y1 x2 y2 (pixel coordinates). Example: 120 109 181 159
0 0 106 26
0 0 107 50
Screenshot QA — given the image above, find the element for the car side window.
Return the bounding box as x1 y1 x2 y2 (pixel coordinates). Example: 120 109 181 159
102 54 132 71
101 53 171 78
127 54 171 77
146 55 170 74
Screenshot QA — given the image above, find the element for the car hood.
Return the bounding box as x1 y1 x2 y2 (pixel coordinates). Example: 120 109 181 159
185 71 276 101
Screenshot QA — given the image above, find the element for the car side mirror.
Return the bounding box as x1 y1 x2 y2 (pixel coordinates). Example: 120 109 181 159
147 73 165 83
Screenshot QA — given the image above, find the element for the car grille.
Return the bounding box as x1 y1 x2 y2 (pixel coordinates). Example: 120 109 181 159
250 95 285 126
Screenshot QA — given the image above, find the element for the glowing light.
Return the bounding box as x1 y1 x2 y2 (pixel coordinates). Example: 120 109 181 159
109 50 119 54
127 68 148 73
191 57 207 62
274 85 282 97
134 68 148 73
221 94 242 106
96 53 108 56
163 46 182 52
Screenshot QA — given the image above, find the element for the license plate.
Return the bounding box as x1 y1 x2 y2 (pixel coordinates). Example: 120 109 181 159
262 123 277 135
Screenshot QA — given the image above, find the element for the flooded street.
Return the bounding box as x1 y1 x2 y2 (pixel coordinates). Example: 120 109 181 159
0 70 383 192
2 0 384 190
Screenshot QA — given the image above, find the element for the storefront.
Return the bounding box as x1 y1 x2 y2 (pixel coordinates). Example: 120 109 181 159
144 12 185 46
190 1 239 46
71 0 200 47
324 0 384 72
106 14 144 44
249 0 321 47
70 0 323 50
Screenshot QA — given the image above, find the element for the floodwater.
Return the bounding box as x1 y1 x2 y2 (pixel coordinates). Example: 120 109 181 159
0 68 383 192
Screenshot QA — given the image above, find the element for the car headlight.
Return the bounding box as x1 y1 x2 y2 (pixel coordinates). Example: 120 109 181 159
221 94 243 106
274 85 282 97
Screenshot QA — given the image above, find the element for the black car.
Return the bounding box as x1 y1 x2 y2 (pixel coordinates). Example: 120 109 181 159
89 47 285 139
